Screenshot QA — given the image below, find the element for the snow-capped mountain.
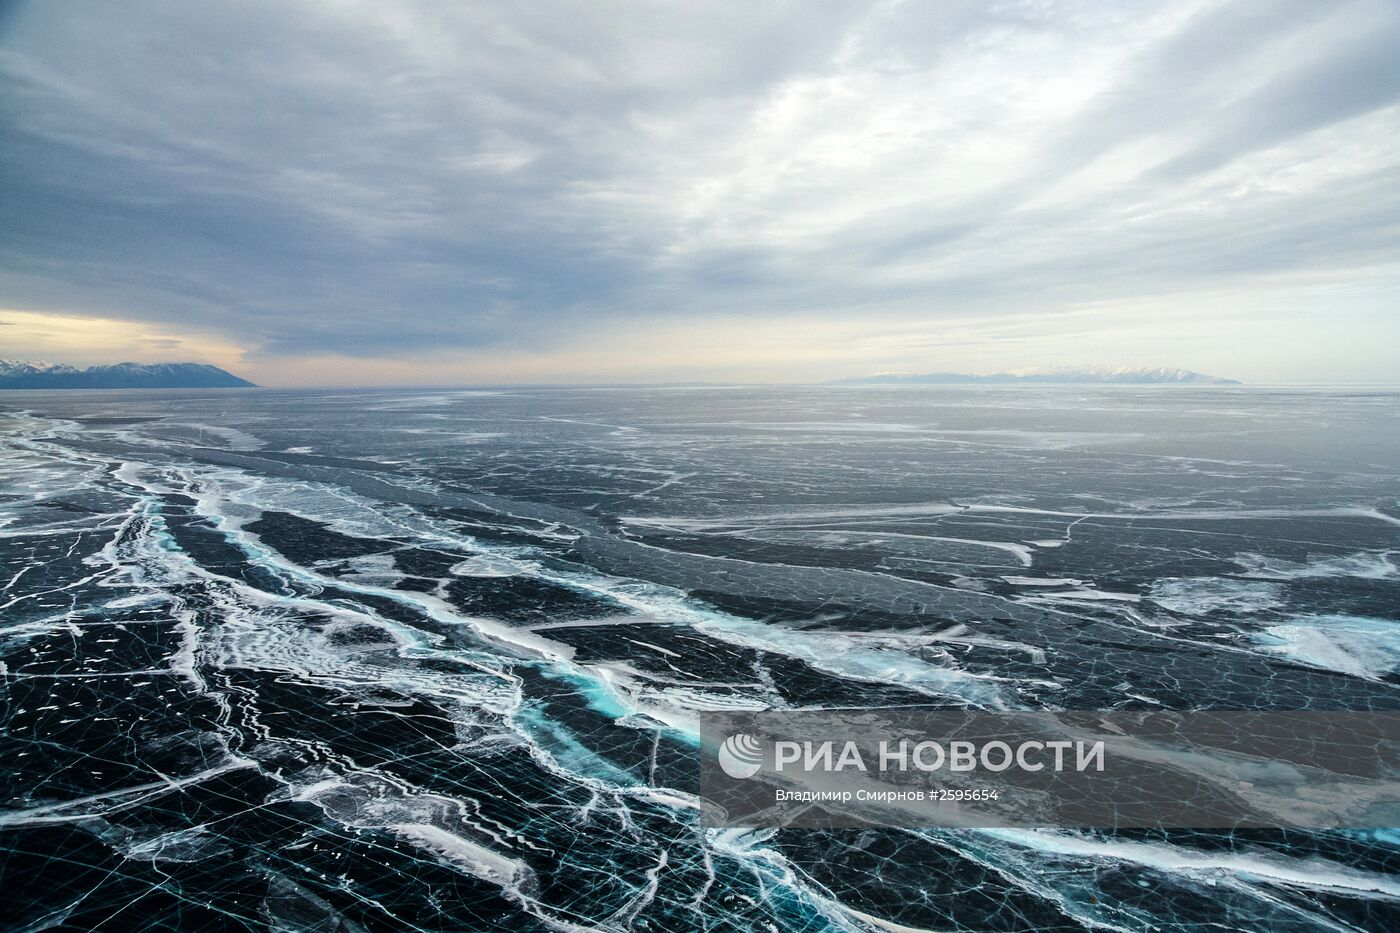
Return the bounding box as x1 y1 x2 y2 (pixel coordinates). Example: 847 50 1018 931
0 359 80 378
0 360 256 389
832 366 1240 386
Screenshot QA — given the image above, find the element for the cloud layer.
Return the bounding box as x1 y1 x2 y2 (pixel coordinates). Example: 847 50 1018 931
1 0 1397 382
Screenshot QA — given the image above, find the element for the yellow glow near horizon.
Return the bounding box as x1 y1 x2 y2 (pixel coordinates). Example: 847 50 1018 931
0 309 250 371
4 274 1393 387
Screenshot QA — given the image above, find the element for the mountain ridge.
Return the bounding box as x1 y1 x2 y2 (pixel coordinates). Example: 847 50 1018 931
0 360 256 389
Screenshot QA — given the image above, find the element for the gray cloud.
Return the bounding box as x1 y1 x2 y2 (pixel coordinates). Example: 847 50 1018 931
0 0 1397 364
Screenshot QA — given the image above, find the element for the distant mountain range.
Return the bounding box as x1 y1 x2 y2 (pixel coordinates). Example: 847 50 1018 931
0 360 256 389
831 366 1241 386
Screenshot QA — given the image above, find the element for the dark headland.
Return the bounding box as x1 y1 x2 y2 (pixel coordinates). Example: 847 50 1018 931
0 360 256 389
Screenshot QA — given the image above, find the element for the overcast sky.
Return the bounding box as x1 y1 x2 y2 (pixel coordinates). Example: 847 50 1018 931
1 0 1397 385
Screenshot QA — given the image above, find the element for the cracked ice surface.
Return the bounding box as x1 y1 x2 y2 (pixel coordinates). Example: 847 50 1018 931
1 385 1398 931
